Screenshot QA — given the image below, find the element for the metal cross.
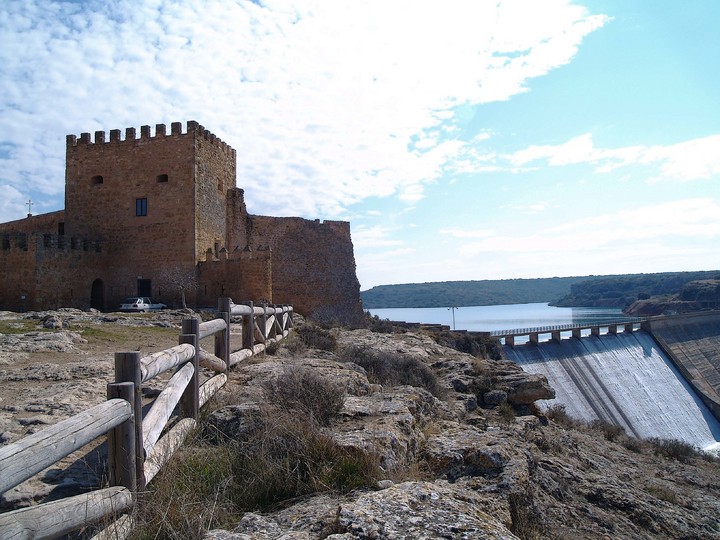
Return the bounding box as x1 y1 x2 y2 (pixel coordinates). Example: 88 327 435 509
26 199 33 215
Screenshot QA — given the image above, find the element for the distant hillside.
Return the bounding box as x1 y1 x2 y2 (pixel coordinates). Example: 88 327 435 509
360 277 591 308
553 271 720 309
361 271 720 309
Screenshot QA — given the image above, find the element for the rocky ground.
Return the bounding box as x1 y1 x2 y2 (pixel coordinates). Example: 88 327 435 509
1 310 720 539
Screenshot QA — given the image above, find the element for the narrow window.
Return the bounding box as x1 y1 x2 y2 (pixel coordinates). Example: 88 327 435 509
92 175 104 185
157 174 169 183
58 222 65 236
136 198 148 217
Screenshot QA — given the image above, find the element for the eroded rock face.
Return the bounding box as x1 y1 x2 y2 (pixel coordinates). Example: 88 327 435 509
205 482 519 540
5 312 720 539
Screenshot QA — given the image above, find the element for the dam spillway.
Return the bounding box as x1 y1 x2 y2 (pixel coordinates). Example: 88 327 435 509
503 330 720 452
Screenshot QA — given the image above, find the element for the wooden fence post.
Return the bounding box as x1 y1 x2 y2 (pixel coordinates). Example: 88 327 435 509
242 301 254 350
107 382 137 492
114 351 145 490
180 318 200 420
217 297 231 371
259 304 268 343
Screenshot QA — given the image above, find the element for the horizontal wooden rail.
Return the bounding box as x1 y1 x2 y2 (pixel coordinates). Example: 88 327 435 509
142 363 194 457
200 374 227 408
0 399 132 494
140 343 195 382
144 418 196 484
199 348 227 373
198 318 227 340
0 486 133 540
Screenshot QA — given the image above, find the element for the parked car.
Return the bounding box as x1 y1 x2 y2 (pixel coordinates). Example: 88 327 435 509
118 297 167 312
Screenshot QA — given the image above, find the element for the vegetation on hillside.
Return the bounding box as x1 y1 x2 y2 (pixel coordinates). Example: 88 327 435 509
360 276 591 308
553 271 720 310
361 271 720 310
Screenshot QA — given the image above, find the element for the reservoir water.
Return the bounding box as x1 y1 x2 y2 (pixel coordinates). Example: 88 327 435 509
368 303 630 332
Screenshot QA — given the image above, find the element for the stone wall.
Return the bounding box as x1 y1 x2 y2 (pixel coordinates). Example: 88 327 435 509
197 250 272 307
0 233 106 311
247 215 364 324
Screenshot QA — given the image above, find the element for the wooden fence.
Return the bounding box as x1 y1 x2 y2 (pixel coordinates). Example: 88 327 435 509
0 299 293 539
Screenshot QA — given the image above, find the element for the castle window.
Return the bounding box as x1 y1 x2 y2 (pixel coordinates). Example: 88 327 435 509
92 175 104 185
136 198 148 217
157 174 169 183
58 222 65 236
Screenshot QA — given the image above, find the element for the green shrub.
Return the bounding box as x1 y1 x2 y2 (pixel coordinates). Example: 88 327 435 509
264 366 345 426
648 438 701 463
341 345 444 398
295 323 337 351
589 419 625 442
622 437 643 453
544 404 575 427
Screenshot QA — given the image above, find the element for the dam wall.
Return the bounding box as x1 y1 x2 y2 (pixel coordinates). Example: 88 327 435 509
504 331 720 452
642 311 720 421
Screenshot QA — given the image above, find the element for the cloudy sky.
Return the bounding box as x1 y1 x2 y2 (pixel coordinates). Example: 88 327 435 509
1 0 718 290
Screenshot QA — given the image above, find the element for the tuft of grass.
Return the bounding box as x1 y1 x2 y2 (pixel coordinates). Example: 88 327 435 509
589 419 626 442
341 345 444 398
498 402 516 425
295 323 337 351
133 407 380 538
264 366 345 427
644 485 678 503
508 489 548 540
0 319 45 334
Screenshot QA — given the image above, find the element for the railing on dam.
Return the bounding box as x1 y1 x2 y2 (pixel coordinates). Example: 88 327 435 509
484 317 646 346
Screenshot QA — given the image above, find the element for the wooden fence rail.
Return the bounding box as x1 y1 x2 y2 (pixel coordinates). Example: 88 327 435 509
0 298 293 540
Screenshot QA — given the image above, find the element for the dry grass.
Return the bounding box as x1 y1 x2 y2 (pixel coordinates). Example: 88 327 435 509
340 345 444 398
263 366 345 426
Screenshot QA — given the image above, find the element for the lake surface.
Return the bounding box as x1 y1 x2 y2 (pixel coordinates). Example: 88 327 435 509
367 303 630 332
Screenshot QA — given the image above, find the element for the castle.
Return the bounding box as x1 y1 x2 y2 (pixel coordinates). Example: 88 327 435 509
0 121 364 323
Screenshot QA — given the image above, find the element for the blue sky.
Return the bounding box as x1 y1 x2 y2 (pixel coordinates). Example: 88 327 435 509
1 1 718 290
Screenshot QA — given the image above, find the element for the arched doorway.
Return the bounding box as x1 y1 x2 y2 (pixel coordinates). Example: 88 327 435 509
90 279 104 311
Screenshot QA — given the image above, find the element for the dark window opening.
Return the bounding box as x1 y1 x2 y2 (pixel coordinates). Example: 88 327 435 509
2 234 9 250
157 174 169 183
214 242 219 258
137 279 152 297
58 222 65 236
92 175 104 185
43 234 52 247
136 198 148 217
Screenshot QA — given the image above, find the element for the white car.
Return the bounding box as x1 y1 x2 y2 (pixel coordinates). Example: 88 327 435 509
119 297 167 312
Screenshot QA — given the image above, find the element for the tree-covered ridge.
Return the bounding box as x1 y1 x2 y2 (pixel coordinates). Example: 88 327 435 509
553 271 720 309
360 277 591 308
361 271 720 309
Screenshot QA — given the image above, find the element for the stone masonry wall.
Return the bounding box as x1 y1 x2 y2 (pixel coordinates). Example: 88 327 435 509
0 210 65 237
247 215 364 324
0 233 105 311
194 123 236 262
197 250 272 307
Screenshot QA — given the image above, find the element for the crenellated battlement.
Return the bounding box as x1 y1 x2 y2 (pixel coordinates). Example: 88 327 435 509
66 120 236 157
1 232 102 255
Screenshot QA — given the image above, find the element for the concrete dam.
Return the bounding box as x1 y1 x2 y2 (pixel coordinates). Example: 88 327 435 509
502 315 720 453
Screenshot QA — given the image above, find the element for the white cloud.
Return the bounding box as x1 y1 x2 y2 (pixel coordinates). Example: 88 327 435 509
0 0 608 221
459 198 720 257
503 133 720 182
352 225 404 249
